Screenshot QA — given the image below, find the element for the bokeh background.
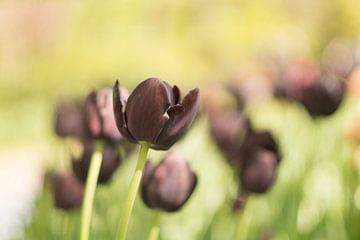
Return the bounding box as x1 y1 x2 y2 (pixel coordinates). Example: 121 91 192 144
1 0 360 239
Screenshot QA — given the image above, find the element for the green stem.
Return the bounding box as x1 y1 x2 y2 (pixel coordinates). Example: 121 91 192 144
116 142 150 240
62 212 69 239
80 151 103 240
148 211 161 240
235 209 251 240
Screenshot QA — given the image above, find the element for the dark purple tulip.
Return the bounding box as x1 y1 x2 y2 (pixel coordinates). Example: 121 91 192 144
72 141 121 184
113 78 200 150
208 110 252 164
85 87 127 142
275 59 346 117
275 59 320 102
240 131 281 163
141 151 197 212
53 172 83 210
301 75 345 117
241 149 278 193
54 101 86 139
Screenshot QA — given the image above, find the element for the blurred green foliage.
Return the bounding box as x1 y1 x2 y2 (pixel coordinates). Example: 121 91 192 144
17 98 359 240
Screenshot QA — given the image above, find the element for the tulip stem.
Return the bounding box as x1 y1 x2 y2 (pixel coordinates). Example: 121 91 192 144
148 211 161 240
80 150 103 240
116 142 150 240
235 209 251 240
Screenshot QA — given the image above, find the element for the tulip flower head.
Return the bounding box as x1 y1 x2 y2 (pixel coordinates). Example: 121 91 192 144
300 75 345 117
113 78 200 150
208 110 252 165
275 59 346 117
241 149 278 193
85 87 127 142
72 141 121 184
53 172 84 210
54 101 86 139
240 130 281 163
141 151 197 212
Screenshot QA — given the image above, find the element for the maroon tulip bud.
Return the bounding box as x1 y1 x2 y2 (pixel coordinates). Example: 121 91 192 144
85 87 128 142
301 75 345 117
54 101 86 139
241 131 281 163
277 59 320 102
141 151 197 212
113 78 200 150
72 141 121 184
53 172 83 210
241 149 278 193
208 110 252 165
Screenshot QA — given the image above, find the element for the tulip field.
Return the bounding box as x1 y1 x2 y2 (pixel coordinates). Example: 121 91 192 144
2 1 360 240
13 89 359 239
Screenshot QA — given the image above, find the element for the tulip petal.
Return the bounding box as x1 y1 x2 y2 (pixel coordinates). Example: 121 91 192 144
113 81 137 142
162 82 181 105
84 91 102 138
141 161 156 208
97 88 122 141
173 85 181 104
241 131 281 163
154 88 200 150
54 101 86 139
125 78 171 143
53 172 84 210
155 157 197 212
241 150 277 193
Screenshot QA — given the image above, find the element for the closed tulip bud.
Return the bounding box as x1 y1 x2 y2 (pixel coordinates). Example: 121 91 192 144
54 101 86 139
277 59 320 102
53 172 83 210
85 87 128 142
113 78 200 150
301 75 345 117
241 131 281 163
141 151 197 212
208 110 252 164
72 141 121 184
241 150 278 193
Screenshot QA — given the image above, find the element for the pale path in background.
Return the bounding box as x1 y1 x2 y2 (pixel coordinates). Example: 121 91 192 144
0 148 43 240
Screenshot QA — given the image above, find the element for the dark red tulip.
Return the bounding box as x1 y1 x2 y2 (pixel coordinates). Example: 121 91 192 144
113 78 200 150
85 87 127 142
53 172 83 210
275 59 346 117
141 151 197 212
208 110 252 165
240 131 281 163
301 75 345 117
72 141 121 184
54 101 86 139
241 149 278 193
276 59 320 102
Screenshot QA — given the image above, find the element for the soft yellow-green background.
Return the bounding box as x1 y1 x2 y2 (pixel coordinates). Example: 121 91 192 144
1 0 360 147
